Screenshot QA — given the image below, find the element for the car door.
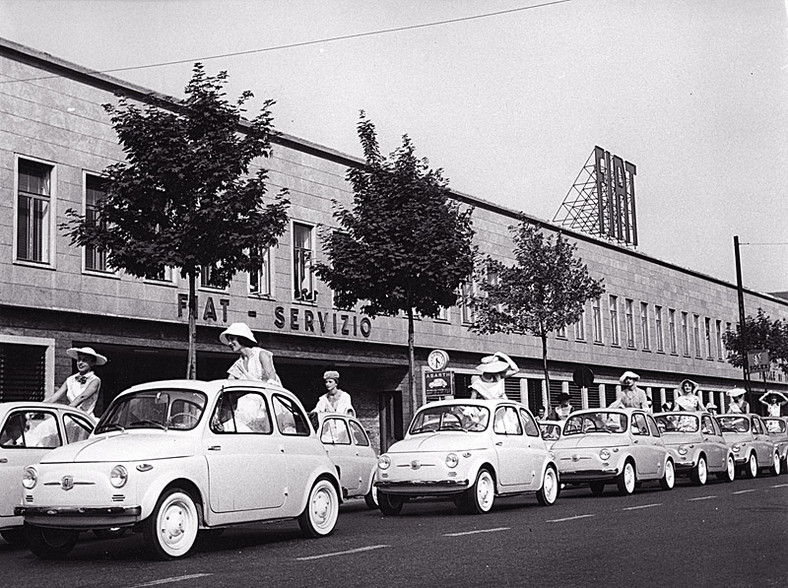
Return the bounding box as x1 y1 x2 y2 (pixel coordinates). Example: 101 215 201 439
751 416 774 466
630 412 658 476
0 408 62 524
205 390 287 513
272 394 319 514
700 414 726 470
349 419 376 494
492 405 533 488
321 417 361 495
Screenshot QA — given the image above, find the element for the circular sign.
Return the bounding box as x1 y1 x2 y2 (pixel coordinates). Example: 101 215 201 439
427 349 449 371
572 366 595 389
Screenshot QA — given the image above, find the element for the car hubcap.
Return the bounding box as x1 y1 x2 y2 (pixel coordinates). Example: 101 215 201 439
478 474 494 509
698 460 707 483
625 465 635 491
545 471 557 502
160 500 191 548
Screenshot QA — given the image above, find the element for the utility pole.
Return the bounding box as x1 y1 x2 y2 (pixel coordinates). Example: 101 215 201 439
733 236 751 395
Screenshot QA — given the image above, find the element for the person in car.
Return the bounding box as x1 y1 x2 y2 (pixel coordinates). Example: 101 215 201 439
48 346 106 416
610 371 650 410
726 388 750 413
674 379 705 411
759 392 787 417
220 322 280 384
469 351 519 400
314 370 355 416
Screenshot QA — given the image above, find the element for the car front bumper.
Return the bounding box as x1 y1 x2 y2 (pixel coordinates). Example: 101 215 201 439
375 480 470 496
15 505 142 529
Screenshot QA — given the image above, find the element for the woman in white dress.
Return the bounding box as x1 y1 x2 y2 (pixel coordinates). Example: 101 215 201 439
220 322 280 384
49 346 106 416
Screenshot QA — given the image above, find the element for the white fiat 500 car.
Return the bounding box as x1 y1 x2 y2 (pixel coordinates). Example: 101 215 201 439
653 411 736 485
551 408 675 496
0 402 94 546
375 398 559 515
715 413 780 478
310 411 378 508
16 379 341 560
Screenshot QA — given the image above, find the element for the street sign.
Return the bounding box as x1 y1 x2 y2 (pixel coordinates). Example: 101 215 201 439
573 366 595 389
747 350 770 374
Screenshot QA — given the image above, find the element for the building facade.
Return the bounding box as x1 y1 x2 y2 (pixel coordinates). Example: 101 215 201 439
2 38 787 451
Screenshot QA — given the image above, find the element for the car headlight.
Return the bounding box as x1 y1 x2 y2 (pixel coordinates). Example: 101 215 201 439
599 448 611 461
378 455 391 470
110 465 128 488
22 467 37 490
732 443 741 453
445 453 459 468
677 446 688 456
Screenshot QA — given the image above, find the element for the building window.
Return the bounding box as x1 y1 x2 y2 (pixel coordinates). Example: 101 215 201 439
574 307 586 341
681 312 689 356
668 308 677 354
200 264 225 290
592 297 603 343
460 279 476 324
16 158 54 264
436 306 449 322
84 174 109 272
715 319 723 360
249 248 272 297
704 317 712 359
292 222 315 302
655 305 664 352
556 325 567 339
625 299 635 348
693 314 701 358
640 302 650 350
609 295 620 346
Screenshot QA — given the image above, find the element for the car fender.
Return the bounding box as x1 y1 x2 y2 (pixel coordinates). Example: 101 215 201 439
292 466 342 515
136 457 208 521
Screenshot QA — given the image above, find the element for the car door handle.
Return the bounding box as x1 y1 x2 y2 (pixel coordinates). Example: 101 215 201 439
495 441 503 446
0 458 7 463
633 439 639 444
279 446 285 453
208 445 221 451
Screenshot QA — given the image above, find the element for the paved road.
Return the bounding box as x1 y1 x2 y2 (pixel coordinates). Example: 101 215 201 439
2 475 787 588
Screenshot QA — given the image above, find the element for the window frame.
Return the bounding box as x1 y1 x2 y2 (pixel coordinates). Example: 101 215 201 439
292 221 316 303
14 155 57 267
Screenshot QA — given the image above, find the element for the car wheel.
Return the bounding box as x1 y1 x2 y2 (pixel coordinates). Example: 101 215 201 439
660 459 676 490
536 466 559 506
0 528 27 548
771 452 782 477
589 481 605 496
25 525 79 560
93 527 127 540
364 485 378 509
298 478 339 538
142 488 199 560
690 455 708 486
616 460 637 495
461 468 496 515
744 452 759 479
377 491 404 516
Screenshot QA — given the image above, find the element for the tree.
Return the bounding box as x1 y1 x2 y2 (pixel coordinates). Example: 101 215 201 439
314 114 475 416
470 220 605 395
722 308 788 377
62 64 290 378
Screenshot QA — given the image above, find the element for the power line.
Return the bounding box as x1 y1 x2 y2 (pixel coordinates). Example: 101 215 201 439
0 0 575 85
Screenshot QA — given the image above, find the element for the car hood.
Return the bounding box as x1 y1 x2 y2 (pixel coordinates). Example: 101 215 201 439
721 432 753 444
387 433 488 453
551 434 630 450
40 432 197 464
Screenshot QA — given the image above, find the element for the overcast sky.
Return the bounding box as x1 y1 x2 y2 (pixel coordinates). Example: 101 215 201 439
1 0 787 293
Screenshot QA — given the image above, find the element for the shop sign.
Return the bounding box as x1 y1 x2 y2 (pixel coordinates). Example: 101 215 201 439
177 293 229 322
425 370 454 401
273 306 372 338
747 349 770 374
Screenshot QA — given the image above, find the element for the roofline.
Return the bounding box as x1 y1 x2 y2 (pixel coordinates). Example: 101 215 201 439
1 36 784 309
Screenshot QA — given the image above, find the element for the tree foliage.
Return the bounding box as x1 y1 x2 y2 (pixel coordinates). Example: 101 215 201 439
470 220 605 393
314 113 475 413
722 308 788 375
62 64 290 377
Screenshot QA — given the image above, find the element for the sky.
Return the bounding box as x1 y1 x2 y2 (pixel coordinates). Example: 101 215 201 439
1 0 787 293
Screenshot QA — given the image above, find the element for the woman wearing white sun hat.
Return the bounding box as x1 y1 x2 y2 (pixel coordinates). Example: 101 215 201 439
726 388 749 414
220 322 281 385
49 346 107 416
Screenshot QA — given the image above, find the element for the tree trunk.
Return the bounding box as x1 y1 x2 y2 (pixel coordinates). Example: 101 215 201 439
187 272 197 379
540 332 551 403
407 306 416 423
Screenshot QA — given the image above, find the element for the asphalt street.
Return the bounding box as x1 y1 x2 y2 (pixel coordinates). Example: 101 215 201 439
2 474 787 588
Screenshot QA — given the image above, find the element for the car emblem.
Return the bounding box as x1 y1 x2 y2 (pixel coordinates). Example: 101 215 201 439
410 460 422 470
61 476 74 491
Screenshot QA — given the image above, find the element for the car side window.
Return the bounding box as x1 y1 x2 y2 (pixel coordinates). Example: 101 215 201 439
273 395 310 436
0 412 29 447
321 418 351 444
349 421 370 446
631 413 648 436
519 409 540 437
752 417 764 435
211 391 272 434
22 411 62 448
701 415 715 436
64 414 93 443
646 415 661 437
493 407 523 435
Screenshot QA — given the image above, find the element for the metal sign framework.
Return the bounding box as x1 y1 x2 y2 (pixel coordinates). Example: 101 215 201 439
553 146 638 248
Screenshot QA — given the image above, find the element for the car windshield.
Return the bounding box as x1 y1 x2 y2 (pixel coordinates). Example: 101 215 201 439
563 412 627 435
654 414 700 433
96 389 207 433
716 416 749 433
540 424 561 441
410 404 490 434
764 418 786 434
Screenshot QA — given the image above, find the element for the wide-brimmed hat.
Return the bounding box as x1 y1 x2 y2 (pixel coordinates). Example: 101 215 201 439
219 322 257 346
66 346 107 366
323 370 340 381
476 352 519 376
706 402 717 409
727 388 746 398
679 379 699 393
619 371 640 384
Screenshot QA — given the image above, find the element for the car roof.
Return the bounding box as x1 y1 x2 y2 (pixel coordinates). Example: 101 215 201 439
115 379 301 404
0 401 94 418
419 398 525 410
